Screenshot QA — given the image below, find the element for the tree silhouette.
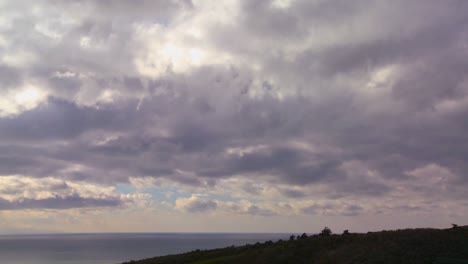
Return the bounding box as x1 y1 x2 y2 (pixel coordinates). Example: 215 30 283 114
320 227 332 236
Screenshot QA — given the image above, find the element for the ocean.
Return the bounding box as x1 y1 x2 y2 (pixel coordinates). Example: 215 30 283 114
0 233 289 264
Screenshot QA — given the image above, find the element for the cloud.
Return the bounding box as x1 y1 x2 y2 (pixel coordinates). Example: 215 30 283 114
301 202 364 217
0 97 139 140
174 195 279 217
0 196 121 210
0 176 145 210
0 0 467 231
175 195 218 213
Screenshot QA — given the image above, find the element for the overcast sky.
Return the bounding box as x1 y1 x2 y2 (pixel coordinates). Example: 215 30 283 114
0 0 467 234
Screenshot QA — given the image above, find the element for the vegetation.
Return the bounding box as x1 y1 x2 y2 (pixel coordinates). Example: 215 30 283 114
319 227 332 237
123 226 468 264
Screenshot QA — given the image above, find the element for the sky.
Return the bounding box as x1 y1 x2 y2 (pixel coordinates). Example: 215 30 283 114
0 0 467 234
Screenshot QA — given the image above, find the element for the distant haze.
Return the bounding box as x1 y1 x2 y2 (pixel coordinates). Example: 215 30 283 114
0 0 467 233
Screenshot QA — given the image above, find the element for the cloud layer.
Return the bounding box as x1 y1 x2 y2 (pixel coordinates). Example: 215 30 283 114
0 0 467 232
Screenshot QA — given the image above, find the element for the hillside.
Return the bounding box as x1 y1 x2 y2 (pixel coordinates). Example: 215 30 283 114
123 226 468 264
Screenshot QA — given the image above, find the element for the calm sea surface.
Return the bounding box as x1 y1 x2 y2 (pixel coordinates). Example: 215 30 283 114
0 233 289 264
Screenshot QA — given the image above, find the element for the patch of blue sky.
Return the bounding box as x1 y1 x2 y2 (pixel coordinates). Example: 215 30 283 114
116 183 241 204
115 183 135 194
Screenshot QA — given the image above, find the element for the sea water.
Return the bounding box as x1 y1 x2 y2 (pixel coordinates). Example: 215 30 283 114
0 233 289 264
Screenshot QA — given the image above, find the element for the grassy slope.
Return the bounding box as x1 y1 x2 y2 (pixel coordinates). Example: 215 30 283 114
123 227 468 264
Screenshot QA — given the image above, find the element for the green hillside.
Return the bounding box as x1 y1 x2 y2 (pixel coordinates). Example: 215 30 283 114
123 226 468 264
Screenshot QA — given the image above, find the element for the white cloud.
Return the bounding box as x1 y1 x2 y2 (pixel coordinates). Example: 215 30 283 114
0 175 150 210
175 195 217 213
0 84 48 117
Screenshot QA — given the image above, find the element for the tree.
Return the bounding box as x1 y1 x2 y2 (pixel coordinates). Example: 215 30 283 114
343 229 349 235
320 227 332 236
289 235 296 241
299 233 308 239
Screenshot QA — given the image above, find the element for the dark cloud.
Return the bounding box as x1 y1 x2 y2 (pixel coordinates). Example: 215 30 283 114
280 188 306 199
215 147 340 185
0 97 138 140
392 50 468 110
0 155 61 177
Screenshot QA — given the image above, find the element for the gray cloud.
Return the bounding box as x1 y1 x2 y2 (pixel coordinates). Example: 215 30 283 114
0 196 122 210
301 203 364 216
176 196 218 213
0 97 139 141
0 176 139 211
0 65 21 89
244 205 276 217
